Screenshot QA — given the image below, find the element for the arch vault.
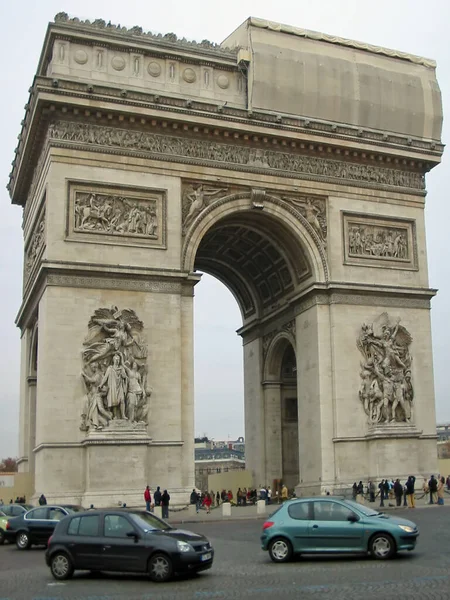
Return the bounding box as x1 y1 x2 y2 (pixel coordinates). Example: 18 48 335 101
8 14 443 505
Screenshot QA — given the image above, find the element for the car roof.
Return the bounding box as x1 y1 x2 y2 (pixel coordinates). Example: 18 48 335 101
287 496 347 501
63 508 152 517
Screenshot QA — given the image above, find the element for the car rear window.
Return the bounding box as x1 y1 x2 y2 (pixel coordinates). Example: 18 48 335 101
26 507 47 520
68 515 99 536
288 502 311 520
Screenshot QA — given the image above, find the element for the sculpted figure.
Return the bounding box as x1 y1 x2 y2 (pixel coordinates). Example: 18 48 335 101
100 353 128 420
182 184 227 232
357 313 413 425
80 306 151 432
304 198 324 241
124 361 143 423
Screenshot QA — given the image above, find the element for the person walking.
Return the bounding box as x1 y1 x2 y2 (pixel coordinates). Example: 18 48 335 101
154 486 162 507
437 476 445 505
368 481 375 503
38 494 47 506
428 475 438 504
203 492 212 514
393 479 403 507
405 475 416 508
190 488 200 513
161 489 170 519
216 491 220 506
378 480 385 507
144 485 152 512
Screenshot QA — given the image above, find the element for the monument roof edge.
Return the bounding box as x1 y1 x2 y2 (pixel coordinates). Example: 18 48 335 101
40 12 238 67
246 16 437 69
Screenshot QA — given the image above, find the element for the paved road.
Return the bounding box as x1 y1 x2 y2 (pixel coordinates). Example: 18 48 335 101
1 506 450 600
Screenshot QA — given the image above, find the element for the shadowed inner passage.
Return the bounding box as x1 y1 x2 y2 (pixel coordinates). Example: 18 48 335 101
194 213 310 319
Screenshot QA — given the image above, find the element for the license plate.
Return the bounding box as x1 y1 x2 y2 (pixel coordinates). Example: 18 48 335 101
200 552 212 561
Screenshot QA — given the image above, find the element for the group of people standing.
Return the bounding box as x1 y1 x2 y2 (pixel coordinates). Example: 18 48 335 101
353 474 447 509
143 485 171 518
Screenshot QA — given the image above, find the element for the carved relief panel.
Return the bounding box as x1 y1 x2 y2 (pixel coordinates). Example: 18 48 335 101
343 212 417 270
357 312 414 426
24 208 45 285
67 182 166 249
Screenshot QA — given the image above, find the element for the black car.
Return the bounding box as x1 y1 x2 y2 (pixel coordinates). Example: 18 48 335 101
0 503 34 517
45 509 214 582
5 505 83 549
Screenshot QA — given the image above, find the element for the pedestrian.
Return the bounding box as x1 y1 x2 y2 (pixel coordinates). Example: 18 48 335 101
203 492 212 514
368 481 375 503
393 479 403 507
190 488 199 513
352 482 357 500
267 486 272 505
161 489 170 519
38 493 47 506
154 486 162 507
281 484 288 502
428 475 438 504
144 485 152 511
378 480 385 507
405 475 416 508
216 491 220 506
437 476 445 505
446 475 450 490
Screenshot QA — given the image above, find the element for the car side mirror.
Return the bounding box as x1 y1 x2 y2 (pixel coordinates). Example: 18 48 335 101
126 531 139 542
347 514 359 522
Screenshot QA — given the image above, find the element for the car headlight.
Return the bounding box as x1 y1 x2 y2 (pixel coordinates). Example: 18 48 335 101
177 540 192 553
398 525 415 533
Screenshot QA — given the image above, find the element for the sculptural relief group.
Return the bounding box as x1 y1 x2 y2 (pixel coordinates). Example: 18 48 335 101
357 313 414 425
74 192 158 238
80 306 151 432
349 224 408 259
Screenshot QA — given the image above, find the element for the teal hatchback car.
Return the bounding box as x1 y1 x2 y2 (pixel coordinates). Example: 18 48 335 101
261 497 418 562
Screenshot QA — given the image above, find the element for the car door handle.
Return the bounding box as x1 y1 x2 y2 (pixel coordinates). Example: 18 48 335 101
312 525 319 529
103 546 111 550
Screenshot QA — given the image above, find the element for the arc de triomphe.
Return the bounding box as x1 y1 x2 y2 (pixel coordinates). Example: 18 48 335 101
9 14 443 506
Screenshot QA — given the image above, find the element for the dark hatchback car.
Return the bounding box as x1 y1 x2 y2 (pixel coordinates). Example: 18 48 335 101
5 505 83 549
45 509 214 582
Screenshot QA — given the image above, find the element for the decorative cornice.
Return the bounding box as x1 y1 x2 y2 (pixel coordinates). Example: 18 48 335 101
52 12 238 56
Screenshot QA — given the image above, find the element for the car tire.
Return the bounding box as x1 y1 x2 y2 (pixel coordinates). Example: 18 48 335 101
16 531 31 550
50 552 74 580
369 533 396 560
268 537 293 563
148 552 173 582
0 529 4 545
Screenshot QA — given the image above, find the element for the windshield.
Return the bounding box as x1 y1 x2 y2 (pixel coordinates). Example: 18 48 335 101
344 500 380 517
131 511 172 532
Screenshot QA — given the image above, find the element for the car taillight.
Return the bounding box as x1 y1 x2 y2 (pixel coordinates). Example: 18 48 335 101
48 536 53 545
262 521 274 530
6 522 11 530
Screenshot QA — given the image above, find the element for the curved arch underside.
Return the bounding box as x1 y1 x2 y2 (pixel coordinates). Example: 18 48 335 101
194 211 311 319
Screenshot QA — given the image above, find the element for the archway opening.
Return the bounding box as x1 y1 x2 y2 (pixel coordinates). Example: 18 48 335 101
192 207 309 490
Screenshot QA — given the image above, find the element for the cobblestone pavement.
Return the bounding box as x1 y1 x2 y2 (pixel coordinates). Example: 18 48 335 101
1 506 450 600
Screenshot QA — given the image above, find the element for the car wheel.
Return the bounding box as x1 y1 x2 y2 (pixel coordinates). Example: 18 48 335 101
268 537 293 563
148 553 173 582
0 529 4 545
370 533 396 560
50 552 74 580
16 531 31 550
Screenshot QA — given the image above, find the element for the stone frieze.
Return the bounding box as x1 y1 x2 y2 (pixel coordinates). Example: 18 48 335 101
24 210 45 283
47 121 425 192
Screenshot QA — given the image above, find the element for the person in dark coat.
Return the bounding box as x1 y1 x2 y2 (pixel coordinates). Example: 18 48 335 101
161 489 170 519
428 475 438 504
154 486 162 507
393 479 403 507
405 475 416 508
38 494 47 506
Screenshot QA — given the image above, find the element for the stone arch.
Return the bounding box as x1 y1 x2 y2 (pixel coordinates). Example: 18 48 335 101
182 192 328 285
264 330 297 382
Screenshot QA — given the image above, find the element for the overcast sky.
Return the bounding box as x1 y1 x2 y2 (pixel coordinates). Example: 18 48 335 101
0 0 449 457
